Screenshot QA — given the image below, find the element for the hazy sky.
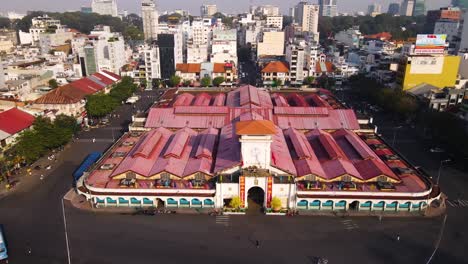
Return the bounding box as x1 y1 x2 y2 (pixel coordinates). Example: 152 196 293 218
0 0 451 15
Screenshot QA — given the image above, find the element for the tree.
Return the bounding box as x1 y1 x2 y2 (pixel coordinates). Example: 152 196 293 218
271 197 282 211
303 76 315 87
183 80 191 87
212 77 225 87
169 75 182 87
229 196 242 209
0 17 11 29
124 25 144 41
272 79 283 88
201 76 212 87
140 79 147 89
152 79 162 89
85 93 118 118
48 79 59 89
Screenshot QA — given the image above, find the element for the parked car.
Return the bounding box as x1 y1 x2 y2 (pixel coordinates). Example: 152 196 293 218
100 118 110 125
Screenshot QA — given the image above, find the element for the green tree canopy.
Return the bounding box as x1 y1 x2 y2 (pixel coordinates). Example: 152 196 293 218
48 79 59 89
169 75 182 87
303 76 315 87
201 76 212 87
85 93 118 117
212 77 225 87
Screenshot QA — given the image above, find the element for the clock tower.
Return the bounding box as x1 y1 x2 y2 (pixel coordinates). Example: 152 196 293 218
236 120 276 170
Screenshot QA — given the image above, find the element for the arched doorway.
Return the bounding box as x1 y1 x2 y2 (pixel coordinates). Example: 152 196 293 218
247 187 265 214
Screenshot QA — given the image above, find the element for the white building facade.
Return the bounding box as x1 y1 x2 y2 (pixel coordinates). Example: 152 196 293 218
92 0 118 17
142 0 159 42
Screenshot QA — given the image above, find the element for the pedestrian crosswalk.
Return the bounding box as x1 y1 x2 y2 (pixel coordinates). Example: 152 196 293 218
446 199 468 208
215 215 230 226
341 219 359 230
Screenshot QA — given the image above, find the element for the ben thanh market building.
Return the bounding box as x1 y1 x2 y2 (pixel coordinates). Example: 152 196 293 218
77 85 442 213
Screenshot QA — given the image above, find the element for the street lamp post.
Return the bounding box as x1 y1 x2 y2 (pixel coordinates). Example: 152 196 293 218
436 159 451 185
392 126 403 147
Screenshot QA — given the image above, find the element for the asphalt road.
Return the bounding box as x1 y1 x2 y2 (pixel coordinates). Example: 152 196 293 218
0 89 467 264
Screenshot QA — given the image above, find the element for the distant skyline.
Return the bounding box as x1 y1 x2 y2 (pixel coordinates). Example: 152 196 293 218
0 0 451 15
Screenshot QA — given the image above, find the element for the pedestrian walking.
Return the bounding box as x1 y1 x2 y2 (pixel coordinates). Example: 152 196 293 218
92 138 96 143
396 235 400 241
255 240 260 248
379 215 382 222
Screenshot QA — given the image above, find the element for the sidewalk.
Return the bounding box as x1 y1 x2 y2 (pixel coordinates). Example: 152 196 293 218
0 143 72 200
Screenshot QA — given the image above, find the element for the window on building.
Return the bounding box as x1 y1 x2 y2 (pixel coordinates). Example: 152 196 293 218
195 172 205 182
161 172 170 181
305 175 316 181
342 175 352 182
377 176 387 183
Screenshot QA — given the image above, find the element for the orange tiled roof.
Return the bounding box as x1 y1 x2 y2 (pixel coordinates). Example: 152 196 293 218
213 63 226 73
235 120 276 135
261 61 289 73
364 32 392 41
316 61 334 73
176 63 201 73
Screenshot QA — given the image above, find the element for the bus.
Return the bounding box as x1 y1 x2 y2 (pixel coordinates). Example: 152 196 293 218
0 225 8 261
73 152 102 186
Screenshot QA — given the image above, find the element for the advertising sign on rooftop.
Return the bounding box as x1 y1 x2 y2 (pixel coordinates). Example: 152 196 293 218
414 34 447 54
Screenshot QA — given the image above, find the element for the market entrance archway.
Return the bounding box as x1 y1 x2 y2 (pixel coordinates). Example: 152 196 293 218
247 187 265 214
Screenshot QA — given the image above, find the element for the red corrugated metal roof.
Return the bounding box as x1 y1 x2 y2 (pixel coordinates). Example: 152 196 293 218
174 106 229 115
101 70 121 80
274 107 329 116
0 108 35 135
173 93 195 106
192 93 211 106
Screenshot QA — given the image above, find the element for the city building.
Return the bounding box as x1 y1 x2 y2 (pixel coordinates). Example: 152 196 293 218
0 29 18 46
335 27 363 49
38 28 73 55
367 3 382 16
261 61 289 86
142 45 161 84
79 25 126 76
32 71 121 117
77 86 440 214
175 62 237 86
318 0 338 17
387 3 400 16
412 0 426 16
201 4 217 17
452 0 468 8
0 108 35 151
210 29 237 65
460 11 468 51
294 2 320 35
29 15 62 45
187 43 209 63
81 6 93 13
91 0 118 17
266 16 283 29
257 31 285 57
400 0 415 16
286 40 307 85
397 55 461 90
254 5 281 16
158 34 177 79
142 0 159 42
407 83 465 111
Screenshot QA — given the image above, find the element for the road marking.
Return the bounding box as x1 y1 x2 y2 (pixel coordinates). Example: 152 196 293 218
215 215 230 226
62 199 72 264
341 219 358 230
75 139 115 143
446 199 468 207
